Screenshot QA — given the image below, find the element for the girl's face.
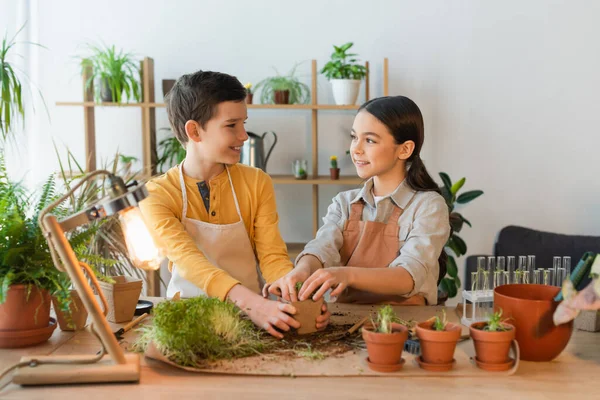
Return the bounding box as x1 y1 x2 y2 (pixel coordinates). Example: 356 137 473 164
350 110 410 180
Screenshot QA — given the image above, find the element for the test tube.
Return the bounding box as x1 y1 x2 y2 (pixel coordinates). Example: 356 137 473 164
517 256 527 284
556 268 566 286
507 256 515 284
486 257 495 292
477 257 486 293
495 256 506 287
471 271 479 292
563 256 571 281
543 269 554 286
553 257 561 286
527 255 535 285
534 269 542 284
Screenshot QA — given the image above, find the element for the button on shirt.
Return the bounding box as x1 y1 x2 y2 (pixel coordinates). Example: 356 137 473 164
296 178 451 305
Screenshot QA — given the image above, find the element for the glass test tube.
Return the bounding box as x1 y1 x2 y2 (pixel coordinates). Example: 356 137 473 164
563 256 571 282
553 257 561 286
526 255 535 285
507 256 515 284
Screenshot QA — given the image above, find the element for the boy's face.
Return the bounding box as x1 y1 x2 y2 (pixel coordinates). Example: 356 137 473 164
188 101 248 165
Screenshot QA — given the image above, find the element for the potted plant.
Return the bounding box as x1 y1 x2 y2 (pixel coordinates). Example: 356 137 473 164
361 305 408 372
293 159 308 180
415 309 462 371
157 130 186 173
244 82 253 104
79 43 141 103
330 155 340 180
0 24 47 140
320 42 367 106
254 64 310 105
283 282 323 335
437 172 484 303
469 309 516 371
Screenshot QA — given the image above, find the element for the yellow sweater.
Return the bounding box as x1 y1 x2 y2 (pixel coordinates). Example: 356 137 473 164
139 163 293 300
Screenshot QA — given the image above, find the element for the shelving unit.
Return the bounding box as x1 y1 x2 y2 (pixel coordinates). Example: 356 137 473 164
57 57 390 293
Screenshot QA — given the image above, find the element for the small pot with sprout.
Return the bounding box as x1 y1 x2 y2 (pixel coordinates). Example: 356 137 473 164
415 309 462 371
361 305 409 372
469 309 516 371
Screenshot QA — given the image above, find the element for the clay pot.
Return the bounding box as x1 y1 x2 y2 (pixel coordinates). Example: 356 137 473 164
362 323 408 371
98 276 143 323
416 320 461 366
273 90 290 104
330 168 340 180
290 297 324 335
162 79 176 97
470 322 515 366
246 93 253 104
0 285 51 331
52 290 88 331
494 284 573 361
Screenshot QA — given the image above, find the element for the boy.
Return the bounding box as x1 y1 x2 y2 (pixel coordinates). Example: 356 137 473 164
140 70 328 338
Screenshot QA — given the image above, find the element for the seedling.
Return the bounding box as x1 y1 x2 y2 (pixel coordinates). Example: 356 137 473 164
482 309 511 332
432 309 448 331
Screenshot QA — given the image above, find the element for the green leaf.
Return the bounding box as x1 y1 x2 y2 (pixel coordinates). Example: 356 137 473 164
449 212 463 233
460 215 472 227
457 190 484 204
439 172 452 191
453 234 467 255
450 177 466 196
447 256 458 278
440 277 458 298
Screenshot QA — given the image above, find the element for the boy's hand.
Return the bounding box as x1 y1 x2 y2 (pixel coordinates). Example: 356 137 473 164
264 264 311 302
316 303 331 331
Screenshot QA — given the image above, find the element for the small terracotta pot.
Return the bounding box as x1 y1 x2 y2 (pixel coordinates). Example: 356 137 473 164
52 290 88 331
0 284 51 331
98 276 143 323
494 284 573 361
274 90 290 104
362 323 408 368
246 93 253 104
416 321 461 365
470 322 515 364
330 168 340 180
290 297 324 335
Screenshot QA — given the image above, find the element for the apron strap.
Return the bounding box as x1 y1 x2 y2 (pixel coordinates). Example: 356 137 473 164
178 162 189 224
349 201 365 221
385 204 403 224
225 166 243 220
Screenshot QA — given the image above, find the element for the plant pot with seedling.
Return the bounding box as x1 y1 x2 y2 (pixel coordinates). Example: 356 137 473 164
284 282 323 335
470 309 516 371
361 305 409 372
329 155 340 180
320 42 367 106
415 310 462 371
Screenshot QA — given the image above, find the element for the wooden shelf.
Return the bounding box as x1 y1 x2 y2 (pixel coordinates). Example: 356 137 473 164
286 242 305 260
271 175 363 185
57 102 360 110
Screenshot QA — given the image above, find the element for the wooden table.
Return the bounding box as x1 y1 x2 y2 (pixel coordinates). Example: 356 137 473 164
1 301 598 399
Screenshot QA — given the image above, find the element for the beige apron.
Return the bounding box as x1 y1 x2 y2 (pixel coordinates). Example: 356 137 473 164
166 163 261 298
337 200 426 305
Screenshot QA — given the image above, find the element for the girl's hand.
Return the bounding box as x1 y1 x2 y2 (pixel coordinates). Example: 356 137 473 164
263 264 311 302
298 267 351 301
316 303 331 331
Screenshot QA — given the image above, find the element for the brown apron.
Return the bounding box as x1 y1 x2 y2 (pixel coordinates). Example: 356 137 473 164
337 200 426 305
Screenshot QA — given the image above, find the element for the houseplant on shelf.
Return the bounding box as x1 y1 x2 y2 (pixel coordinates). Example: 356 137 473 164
157 129 186 173
79 43 141 103
469 309 516 371
361 305 409 372
437 172 484 302
0 24 48 140
254 64 310 105
320 42 367 106
415 310 462 371
329 155 340 180
244 82 253 104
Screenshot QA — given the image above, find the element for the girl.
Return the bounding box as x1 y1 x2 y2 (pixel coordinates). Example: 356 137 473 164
265 96 450 305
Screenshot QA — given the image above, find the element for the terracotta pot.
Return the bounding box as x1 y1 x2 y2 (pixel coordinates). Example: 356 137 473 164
470 322 515 364
0 284 51 331
246 93 253 104
52 290 88 331
0 318 57 348
330 168 340 180
494 284 573 361
416 321 461 365
274 90 290 104
362 323 408 368
98 276 143 323
162 79 176 97
290 297 324 335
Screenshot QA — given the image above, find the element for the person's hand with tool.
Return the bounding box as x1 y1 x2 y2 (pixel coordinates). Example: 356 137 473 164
554 255 600 325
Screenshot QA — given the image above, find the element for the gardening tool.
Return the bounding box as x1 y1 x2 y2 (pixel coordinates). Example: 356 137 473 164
331 316 369 341
114 313 149 341
240 131 278 171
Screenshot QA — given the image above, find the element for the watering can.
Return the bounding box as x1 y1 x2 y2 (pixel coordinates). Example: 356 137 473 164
240 131 278 172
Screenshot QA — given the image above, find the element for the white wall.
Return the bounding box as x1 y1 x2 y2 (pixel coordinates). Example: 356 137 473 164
8 0 600 300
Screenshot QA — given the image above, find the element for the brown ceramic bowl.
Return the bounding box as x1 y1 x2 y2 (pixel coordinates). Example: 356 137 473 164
494 284 573 361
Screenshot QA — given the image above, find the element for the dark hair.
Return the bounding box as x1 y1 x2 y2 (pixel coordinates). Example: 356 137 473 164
358 96 448 287
165 70 246 144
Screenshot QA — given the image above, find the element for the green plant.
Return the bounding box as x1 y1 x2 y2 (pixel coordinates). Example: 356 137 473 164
438 172 484 299
432 309 448 331
157 130 186 172
330 155 338 169
254 64 310 104
132 297 268 367
483 309 510 332
320 42 367 80
375 305 400 334
80 43 141 103
244 82 253 95
0 24 47 140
